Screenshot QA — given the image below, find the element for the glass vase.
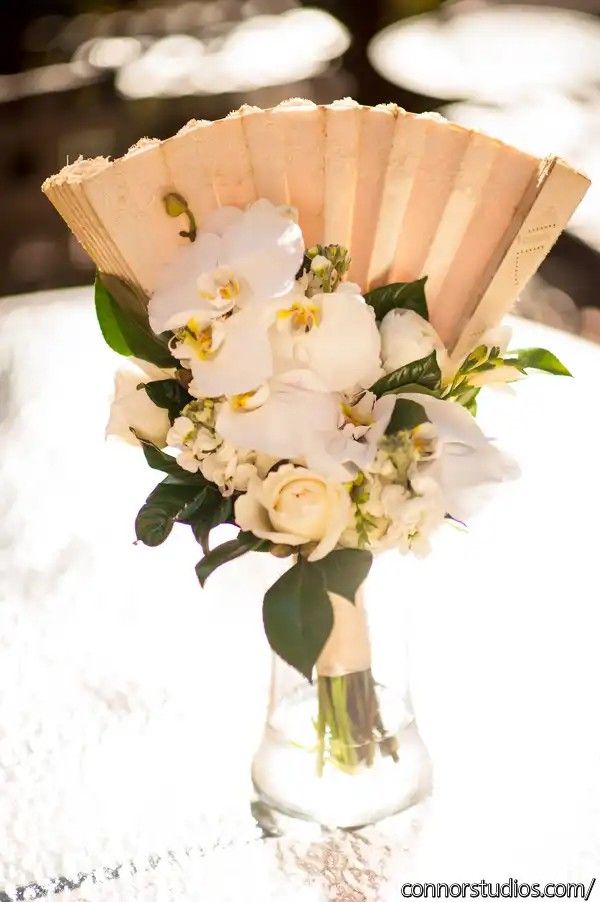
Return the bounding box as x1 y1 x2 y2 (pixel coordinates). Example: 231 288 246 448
251 566 431 831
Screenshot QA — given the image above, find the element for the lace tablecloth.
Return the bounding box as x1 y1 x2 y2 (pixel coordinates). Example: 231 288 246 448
1 287 599 900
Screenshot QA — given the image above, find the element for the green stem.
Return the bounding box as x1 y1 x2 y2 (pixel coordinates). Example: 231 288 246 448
315 670 399 775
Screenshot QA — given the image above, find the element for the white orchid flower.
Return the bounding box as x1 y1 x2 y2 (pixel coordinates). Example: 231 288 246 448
307 391 396 481
106 358 173 447
148 199 304 397
216 374 339 465
271 284 382 392
380 308 451 381
402 393 519 521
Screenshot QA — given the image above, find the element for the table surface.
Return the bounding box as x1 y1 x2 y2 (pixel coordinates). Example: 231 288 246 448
1 287 599 901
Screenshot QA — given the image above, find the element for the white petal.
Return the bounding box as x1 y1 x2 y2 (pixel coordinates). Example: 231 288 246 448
106 368 171 447
308 486 352 562
403 394 519 520
281 293 382 392
234 489 307 547
217 381 338 462
380 308 450 379
148 232 221 333
201 206 243 235
188 306 274 398
220 200 304 299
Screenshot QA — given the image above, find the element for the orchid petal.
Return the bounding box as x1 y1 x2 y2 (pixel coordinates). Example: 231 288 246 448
216 380 339 462
148 232 221 333
188 306 274 398
220 200 304 299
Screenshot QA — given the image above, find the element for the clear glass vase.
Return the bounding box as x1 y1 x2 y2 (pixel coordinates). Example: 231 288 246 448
252 565 431 831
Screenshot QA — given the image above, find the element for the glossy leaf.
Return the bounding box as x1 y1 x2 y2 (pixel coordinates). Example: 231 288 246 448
364 277 429 322
135 479 203 547
263 560 333 681
142 378 192 423
196 532 269 587
315 549 373 603
94 274 175 368
506 347 571 377
370 351 442 397
385 399 430 435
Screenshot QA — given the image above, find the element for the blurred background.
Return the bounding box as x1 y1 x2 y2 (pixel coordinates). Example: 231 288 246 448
2 0 599 339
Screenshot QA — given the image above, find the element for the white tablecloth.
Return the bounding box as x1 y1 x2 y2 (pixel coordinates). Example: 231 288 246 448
0 287 599 900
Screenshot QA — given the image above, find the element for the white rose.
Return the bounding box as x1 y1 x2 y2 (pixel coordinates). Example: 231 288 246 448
380 308 450 379
106 358 172 447
234 465 351 561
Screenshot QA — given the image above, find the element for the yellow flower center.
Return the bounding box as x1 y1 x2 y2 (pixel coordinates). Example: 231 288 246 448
197 270 241 306
411 424 436 458
277 301 321 333
180 318 217 360
229 383 269 412
341 402 374 429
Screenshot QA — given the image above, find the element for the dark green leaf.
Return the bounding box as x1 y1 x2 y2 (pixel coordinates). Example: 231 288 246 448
392 383 439 397
142 379 192 422
315 549 373 603
183 490 234 552
135 435 204 483
263 559 333 681
505 347 572 377
94 274 175 368
385 399 429 436
370 351 442 397
135 479 203 547
364 277 429 322
195 532 269 587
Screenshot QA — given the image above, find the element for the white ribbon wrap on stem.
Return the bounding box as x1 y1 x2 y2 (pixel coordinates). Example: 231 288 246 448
317 589 372 677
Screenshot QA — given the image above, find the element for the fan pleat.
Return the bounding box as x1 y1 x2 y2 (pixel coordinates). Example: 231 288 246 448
348 105 397 289
273 101 325 248
41 98 589 353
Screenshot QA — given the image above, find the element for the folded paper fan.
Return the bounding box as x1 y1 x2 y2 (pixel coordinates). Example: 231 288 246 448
42 98 589 356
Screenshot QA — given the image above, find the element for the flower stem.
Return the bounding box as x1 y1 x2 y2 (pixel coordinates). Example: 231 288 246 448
315 670 399 775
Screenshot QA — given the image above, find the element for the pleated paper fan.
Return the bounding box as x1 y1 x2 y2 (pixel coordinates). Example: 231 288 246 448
42 97 589 359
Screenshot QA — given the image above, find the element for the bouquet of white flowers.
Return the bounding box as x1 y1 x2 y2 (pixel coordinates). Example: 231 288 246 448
100 197 569 775
43 98 588 825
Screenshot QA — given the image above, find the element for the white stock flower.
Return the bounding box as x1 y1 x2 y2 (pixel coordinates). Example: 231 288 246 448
106 359 172 447
148 200 304 397
235 465 351 561
199 442 257 495
380 308 450 379
272 286 382 392
402 393 519 521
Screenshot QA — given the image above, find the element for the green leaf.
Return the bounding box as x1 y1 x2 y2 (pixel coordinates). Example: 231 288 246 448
453 386 480 417
364 277 429 322
135 435 203 483
195 532 269 587
263 559 333 681
135 478 203 547
315 549 373 603
142 378 192 422
505 347 572 377
183 489 234 553
385 399 430 436
370 351 442 397
392 383 439 397
94 274 175 368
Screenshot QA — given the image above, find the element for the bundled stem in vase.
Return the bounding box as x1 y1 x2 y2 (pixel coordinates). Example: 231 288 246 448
315 590 399 775
316 670 399 774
